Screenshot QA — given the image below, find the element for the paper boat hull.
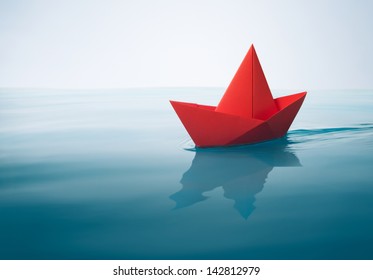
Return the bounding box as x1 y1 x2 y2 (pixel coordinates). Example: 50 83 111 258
170 92 306 148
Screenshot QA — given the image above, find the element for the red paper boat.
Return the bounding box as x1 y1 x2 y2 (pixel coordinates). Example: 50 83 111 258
170 45 307 148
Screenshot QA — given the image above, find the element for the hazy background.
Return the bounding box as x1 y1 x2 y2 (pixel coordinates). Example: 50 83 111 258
0 0 372 90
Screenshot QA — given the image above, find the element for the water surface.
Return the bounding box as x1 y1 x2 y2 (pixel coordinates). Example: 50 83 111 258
0 88 372 259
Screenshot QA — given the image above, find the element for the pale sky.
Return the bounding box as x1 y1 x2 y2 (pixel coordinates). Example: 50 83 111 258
0 0 372 89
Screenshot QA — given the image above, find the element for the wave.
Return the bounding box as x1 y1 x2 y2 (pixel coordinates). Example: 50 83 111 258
289 123 373 137
287 123 373 146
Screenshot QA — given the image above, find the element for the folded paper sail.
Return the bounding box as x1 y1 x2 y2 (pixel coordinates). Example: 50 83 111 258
170 45 307 147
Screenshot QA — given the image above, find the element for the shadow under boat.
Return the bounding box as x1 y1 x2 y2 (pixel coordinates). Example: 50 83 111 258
170 137 301 219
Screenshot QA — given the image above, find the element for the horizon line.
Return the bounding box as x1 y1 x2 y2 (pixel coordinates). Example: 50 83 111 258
1 86 372 92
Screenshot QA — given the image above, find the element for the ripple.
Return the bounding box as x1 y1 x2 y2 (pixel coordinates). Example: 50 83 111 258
288 123 373 146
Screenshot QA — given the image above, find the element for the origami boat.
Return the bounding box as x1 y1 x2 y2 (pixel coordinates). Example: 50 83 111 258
170 44 307 148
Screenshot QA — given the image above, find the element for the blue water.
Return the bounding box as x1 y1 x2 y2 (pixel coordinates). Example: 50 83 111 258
0 88 372 260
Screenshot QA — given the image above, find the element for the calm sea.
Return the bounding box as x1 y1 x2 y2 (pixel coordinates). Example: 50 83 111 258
0 88 372 259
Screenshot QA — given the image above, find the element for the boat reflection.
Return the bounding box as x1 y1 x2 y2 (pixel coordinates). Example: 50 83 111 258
170 138 301 219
